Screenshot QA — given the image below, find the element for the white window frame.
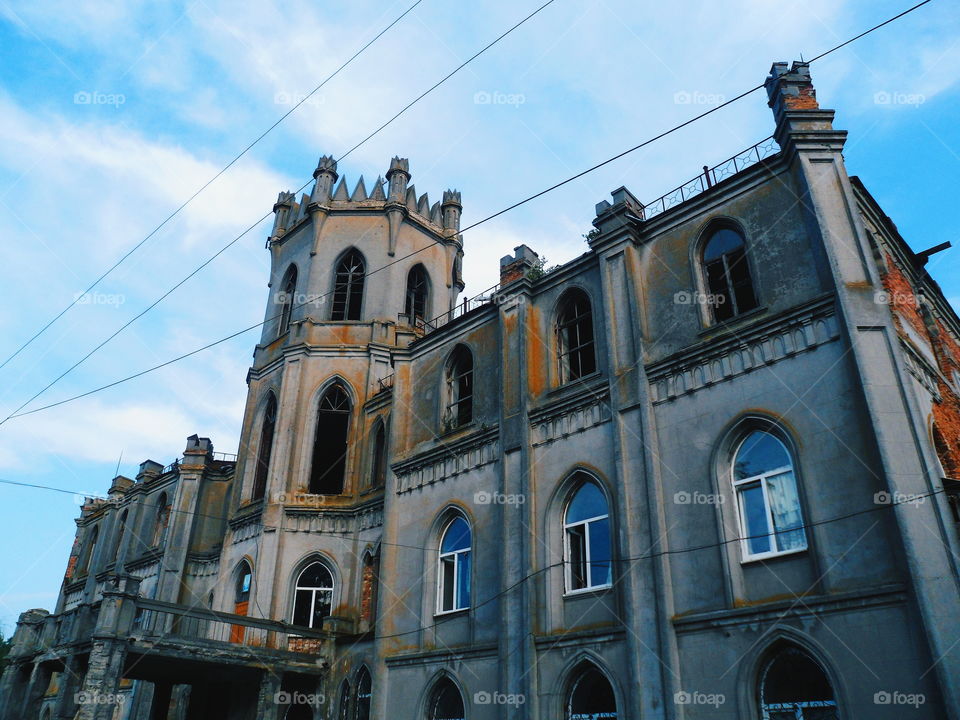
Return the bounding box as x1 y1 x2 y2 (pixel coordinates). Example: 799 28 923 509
732 434 807 562
292 562 335 629
436 518 471 615
563 490 612 595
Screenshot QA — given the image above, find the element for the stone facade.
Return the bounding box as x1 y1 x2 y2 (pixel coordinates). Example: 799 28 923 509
2 61 960 720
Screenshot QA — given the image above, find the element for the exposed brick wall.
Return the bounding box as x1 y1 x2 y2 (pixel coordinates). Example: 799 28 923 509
360 557 377 624
880 250 960 477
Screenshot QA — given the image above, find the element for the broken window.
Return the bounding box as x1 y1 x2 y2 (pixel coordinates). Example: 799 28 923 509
437 516 471 613
405 264 430 325
278 265 297 337
355 667 372 720
567 663 618 720
309 385 351 494
152 493 171 547
369 420 387 489
292 561 334 629
760 644 838 719
78 525 98 576
733 430 806 560
331 249 365 321
252 393 277 501
442 346 473 430
114 510 128 560
427 678 465 720
338 680 351 720
564 478 611 592
703 226 758 322
556 289 596 384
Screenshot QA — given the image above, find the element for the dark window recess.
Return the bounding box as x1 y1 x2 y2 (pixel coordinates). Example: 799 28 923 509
370 422 387 488
355 667 372 720
309 386 351 494
444 347 473 429
405 264 429 323
557 290 596 383
428 679 465 720
760 645 838 719
703 227 758 322
331 250 365 321
278 266 297 336
567 664 618 719
252 394 277 500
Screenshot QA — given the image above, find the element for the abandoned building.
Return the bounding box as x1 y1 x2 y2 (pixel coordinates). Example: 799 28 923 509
2 60 960 720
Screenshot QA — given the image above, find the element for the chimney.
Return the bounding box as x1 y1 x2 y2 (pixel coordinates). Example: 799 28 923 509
765 61 819 119
499 245 539 286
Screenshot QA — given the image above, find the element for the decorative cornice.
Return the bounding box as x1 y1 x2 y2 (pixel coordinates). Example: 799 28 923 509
284 503 383 533
529 381 612 448
647 297 840 404
393 426 500 495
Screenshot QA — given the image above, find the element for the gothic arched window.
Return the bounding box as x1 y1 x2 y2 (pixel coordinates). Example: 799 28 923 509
332 250 365 321
309 385 351 494
702 226 757 322
369 420 387 489
426 678 464 720
732 430 806 560
252 393 277 501
556 289 596 384
567 663 618 719
355 667 372 720
152 493 171 547
564 478 611 592
442 346 473 431
437 516 471 613
760 644 838 719
78 525 99 576
292 561 334 629
405 264 430 325
278 265 297 337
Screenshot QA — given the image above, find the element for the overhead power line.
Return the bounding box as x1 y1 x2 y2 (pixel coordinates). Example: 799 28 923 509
0 0 426 373
0 0 562 424
0 0 936 424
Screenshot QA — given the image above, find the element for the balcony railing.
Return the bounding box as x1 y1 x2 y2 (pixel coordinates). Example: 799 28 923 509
399 283 501 337
132 597 330 656
643 136 780 220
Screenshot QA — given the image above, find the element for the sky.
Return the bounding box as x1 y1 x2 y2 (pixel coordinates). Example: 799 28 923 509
0 0 958 632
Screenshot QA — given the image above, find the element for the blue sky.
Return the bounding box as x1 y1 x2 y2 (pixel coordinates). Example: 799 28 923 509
0 0 957 632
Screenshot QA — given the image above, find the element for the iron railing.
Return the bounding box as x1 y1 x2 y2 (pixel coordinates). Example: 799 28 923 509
399 283 501 337
643 136 780 220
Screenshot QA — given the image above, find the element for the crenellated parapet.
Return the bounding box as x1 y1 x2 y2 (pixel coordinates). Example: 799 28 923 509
269 155 461 244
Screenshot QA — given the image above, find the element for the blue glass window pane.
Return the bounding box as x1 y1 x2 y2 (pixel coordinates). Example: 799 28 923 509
566 482 608 524
703 228 745 261
588 518 611 586
735 432 790 480
441 517 471 553
741 484 771 555
456 551 471 609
